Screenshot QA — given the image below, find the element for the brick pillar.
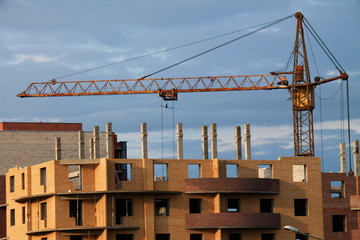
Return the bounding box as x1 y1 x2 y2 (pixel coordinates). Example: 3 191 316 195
106 122 113 159
177 123 183 159
55 137 61 160
235 126 242 160
78 130 85 159
202 125 208 160
93 126 100 158
211 123 218 159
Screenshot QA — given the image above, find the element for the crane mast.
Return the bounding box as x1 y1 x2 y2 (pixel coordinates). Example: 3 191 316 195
17 12 348 158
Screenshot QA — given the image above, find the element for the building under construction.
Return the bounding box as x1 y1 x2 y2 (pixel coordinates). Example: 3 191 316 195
2 121 360 240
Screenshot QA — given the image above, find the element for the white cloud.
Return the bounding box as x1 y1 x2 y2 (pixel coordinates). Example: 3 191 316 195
8 54 55 65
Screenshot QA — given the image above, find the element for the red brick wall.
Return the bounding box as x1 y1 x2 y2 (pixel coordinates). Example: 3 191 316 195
322 173 360 240
0 122 82 131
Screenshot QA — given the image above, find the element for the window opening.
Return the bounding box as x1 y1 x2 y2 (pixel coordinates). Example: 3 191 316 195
40 202 47 220
156 234 170 240
331 181 345 198
229 233 241 240
70 237 83 240
69 165 82 190
294 199 308 216
22 207 26 224
226 164 238 178
10 175 14 192
260 199 273 213
115 199 133 224
155 199 169 216
261 233 275 240
154 163 168 181
40 167 46 186
258 164 272 178
295 233 308 240
188 164 201 178
10 209 15 226
332 215 346 232
21 172 25 190
293 165 307 182
190 234 202 240
116 234 133 240
227 199 240 213
189 199 202 213
69 199 83 225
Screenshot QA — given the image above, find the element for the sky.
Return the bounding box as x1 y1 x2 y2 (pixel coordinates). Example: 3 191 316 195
1 0 359 172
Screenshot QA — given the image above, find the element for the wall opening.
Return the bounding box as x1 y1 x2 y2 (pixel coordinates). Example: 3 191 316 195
260 199 273 213
258 164 272 178
116 234 133 240
69 199 82 226
40 167 46 186
115 199 133 224
10 175 14 192
228 233 241 240
226 164 238 178
156 234 170 240
189 199 202 213
331 181 345 198
154 164 168 181
261 233 275 240
294 199 308 216
190 234 202 240
155 199 169 216
332 215 346 232
293 165 307 182
188 164 201 178
227 199 240 213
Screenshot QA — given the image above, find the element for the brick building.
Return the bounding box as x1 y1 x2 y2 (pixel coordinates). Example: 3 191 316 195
0 122 126 240
5 156 324 240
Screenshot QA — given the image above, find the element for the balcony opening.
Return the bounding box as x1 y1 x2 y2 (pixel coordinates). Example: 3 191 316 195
228 233 241 240
261 233 275 240
331 181 345 198
156 234 170 240
294 199 308 216
188 164 201 178
258 164 272 178
115 163 132 188
332 215 346 232
69 165 82 190
116 199 133 224
155 199 169 216
116 234 134 240
227 199 240 213
40 202 47 224
293 165 307 182
190 234 202 240
226 164 238 178
189 199 202 213
69 199 83 226
260 199 273 213
154 163 168 181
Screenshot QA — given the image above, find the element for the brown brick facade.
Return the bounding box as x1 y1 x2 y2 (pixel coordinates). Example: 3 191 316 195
0 122 82 131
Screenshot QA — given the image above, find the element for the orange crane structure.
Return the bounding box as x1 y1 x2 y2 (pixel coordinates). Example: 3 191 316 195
17 12 348 158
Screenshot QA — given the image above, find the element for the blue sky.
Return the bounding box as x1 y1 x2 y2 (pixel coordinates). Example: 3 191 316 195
1 0 359 172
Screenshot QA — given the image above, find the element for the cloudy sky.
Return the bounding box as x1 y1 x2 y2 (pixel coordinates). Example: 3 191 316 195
1 0 359 172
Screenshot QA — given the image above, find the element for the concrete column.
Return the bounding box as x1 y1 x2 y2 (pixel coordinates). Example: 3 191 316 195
141 122 148 159
235 126 242 160
106 122 114 159
211 123 218 159
55 137 61 160
244 124 251 160
93 126 100 159
176 123 183 159
340 142 346 173
202 125 208 159
89 138 94 159
353 140 360 176
78 130 85 159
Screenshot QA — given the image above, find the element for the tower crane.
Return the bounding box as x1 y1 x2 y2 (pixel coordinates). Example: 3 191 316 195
17 12 348 157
